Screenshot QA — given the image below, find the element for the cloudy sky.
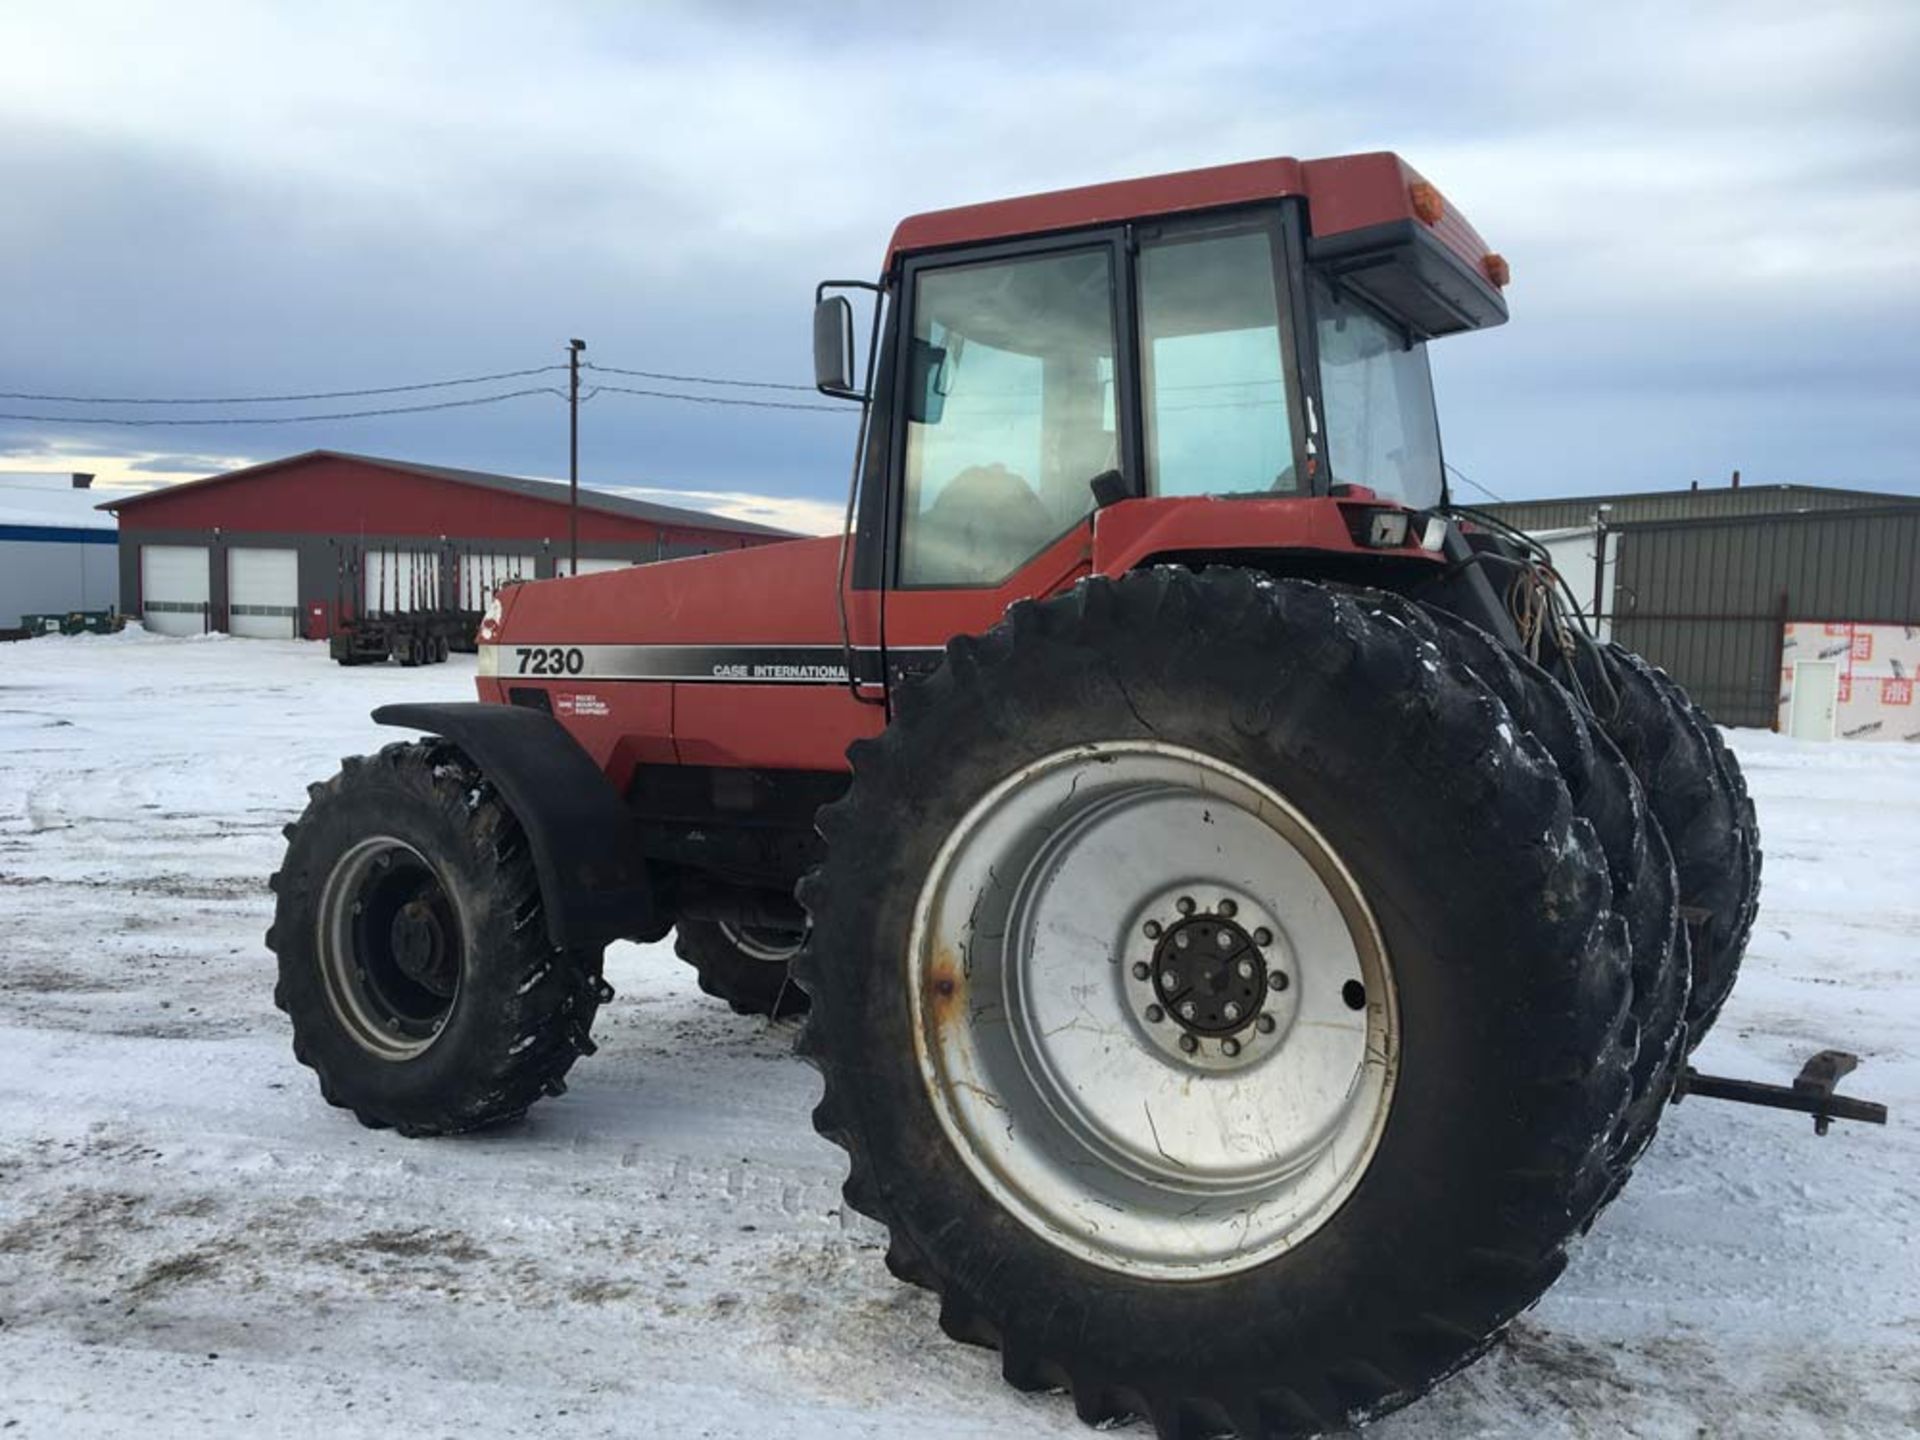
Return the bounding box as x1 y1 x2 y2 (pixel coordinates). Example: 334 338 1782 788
2 1 1915 530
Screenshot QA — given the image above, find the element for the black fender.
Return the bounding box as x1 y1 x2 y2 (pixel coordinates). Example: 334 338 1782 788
372 702 664 950
1420 522 1526 650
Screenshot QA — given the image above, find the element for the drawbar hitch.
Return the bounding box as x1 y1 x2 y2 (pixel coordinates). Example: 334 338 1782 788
1675 1049 1889 1136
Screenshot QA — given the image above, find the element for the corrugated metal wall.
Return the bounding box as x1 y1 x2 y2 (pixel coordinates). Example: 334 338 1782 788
0 532 120 628
1610 506 1920 728
1477 484 1903 533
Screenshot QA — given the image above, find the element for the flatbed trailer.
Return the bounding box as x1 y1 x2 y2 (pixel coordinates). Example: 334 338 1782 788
329 610 469 666
328 541 478 666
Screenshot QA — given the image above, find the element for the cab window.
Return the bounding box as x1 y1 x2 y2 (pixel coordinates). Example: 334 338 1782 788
899 247 1117 587
1138 219 1300 496
1311 274 1444 509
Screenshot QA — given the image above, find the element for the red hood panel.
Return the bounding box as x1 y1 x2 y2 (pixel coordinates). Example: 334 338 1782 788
490 535 850 647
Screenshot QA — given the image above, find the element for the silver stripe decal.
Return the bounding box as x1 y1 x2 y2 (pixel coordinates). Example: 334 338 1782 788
478 643 942 684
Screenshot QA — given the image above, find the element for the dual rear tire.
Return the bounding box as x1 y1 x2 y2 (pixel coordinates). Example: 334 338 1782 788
1585 643 1760 1044
1381 601 1688 1174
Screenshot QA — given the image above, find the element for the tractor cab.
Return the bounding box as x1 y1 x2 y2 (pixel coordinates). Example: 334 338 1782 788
815 152 1510 595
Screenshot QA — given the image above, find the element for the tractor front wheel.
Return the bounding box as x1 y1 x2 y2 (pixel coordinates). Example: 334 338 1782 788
796 570 1633 1436
269 741 607 1135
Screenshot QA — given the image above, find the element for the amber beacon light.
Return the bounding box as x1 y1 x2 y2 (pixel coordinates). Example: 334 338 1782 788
1409 180 1445 225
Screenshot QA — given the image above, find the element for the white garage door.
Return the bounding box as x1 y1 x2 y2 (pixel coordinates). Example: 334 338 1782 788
459 553 537 609
227 547 299 639
142 545 210 637
566 557 635 576
363 550 442 615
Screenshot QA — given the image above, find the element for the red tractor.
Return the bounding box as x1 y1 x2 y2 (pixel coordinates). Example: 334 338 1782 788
271 153 1778 1434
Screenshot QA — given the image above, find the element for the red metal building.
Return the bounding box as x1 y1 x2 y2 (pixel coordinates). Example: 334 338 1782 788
101 450 795 638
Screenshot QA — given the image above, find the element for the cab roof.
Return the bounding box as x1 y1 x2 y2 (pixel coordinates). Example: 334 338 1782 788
886 151 1499 289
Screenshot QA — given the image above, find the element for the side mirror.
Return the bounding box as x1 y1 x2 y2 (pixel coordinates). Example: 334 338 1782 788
813 295 856 396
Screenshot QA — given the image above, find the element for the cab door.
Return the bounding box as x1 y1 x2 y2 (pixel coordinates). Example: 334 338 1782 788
869 231 1135 672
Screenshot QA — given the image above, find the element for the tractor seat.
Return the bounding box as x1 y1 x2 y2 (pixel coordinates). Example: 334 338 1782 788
914 463 1059 584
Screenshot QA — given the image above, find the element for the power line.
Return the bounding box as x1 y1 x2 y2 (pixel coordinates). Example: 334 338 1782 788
0 388 565 427
0 361 843 425
1444 461 1505 503
584 362 814 393
586 384 846 414
0 364 568 405
0 379 850 426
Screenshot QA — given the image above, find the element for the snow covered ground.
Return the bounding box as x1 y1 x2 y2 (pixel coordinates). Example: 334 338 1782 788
1 629 1915 1438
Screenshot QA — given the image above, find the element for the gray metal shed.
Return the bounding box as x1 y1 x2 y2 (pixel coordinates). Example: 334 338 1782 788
1608 506 1920 727
1472 483 1902 533
1473 483 1920 730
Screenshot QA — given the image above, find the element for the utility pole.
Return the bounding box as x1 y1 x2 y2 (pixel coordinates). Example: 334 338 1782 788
568 338 586 576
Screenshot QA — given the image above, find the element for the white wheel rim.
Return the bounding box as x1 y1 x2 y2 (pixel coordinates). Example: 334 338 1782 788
717 920 805 963
908 741 1399 1279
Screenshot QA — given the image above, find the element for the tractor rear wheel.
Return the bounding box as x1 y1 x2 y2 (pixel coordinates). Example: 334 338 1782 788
673 919 808 1018
796 570 1633 1437
1589 644 1758 1044
268 740 607 1135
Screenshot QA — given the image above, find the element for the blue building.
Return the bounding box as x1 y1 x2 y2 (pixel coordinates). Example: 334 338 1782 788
0 472 118 631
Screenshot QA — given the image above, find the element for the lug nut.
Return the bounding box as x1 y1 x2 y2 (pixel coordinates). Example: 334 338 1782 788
1178 1034 1198 1054
1223 1002 1240 1021
1143 920 1162 940
1144 1004 1164 1024
1216 898 1237 918
1215 930 1234 950
1179 1002 1197 1021
1132 961 1151 981
1269 971 1290 992
1221 1038 1241 1058
1256 1014 1277 1034
1162 969 1179 988
1253 927 1273 947
1174 931 1190 950
1176 896 1196 916
1236 959 1254 979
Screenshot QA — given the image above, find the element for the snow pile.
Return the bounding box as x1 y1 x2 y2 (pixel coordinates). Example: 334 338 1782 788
0 634 1915 1436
